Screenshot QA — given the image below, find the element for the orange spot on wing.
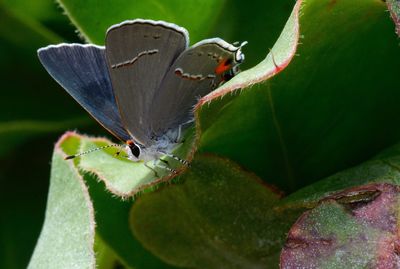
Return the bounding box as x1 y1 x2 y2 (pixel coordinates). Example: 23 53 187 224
215 59 232 75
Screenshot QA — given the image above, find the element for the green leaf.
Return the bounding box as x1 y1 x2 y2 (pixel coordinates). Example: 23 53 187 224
2 0 62 23
57 0 227 44
28 134 95 269
93 235 119 269
84 173 177 269
130 154 292 269
196 0 400 192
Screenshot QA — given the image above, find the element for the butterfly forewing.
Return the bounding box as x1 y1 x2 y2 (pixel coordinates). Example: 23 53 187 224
150 38 243 136
37 44 130 141
105 19 189 145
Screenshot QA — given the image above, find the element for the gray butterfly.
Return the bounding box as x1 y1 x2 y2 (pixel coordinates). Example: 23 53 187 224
38 19 245 172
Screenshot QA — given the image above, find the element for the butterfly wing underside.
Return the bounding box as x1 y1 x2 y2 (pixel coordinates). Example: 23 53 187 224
105 19 189 145
150 38 244 136
37 44 130 141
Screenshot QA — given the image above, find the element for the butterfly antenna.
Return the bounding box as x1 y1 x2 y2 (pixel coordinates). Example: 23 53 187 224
65 143 123 160
240 41 248 48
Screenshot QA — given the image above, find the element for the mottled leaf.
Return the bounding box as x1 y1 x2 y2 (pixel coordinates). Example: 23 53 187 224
281 184 400 268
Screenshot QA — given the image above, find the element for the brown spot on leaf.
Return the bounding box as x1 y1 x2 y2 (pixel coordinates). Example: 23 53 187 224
328 0 338 9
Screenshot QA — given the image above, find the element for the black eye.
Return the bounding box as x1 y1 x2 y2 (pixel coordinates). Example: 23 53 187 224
130 143 141 158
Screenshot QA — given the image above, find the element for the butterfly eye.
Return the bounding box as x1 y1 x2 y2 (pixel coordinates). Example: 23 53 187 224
132 145 141 158
130 143 141 158
127 140 141 158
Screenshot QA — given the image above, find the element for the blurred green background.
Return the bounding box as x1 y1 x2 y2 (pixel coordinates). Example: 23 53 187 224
0 1 100 268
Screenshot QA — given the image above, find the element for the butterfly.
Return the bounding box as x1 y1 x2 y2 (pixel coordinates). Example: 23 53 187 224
38 19 245 173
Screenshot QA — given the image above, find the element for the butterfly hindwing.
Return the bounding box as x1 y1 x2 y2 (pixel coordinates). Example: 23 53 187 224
150 38 244 136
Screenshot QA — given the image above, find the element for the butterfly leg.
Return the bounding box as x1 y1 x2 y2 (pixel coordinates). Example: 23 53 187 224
143 159 177 178
175 124 182 143
174 120 194 143
155 159 177 174
157 150 189 167
159 158 169 166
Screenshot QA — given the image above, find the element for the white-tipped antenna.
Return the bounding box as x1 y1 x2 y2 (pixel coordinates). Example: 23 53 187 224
232 41 248 48
65 143 123 160
240 41 248 47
